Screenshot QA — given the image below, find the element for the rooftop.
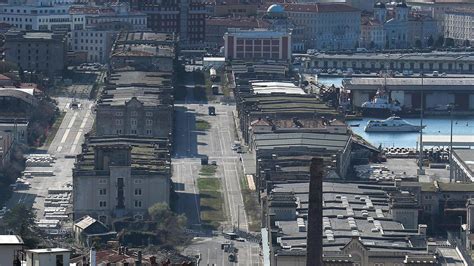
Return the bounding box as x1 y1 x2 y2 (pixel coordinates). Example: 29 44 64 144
345 77 474 90
74 215 100 230
206 17 270 28
279 3 360 13
253 132 350 151
108 71 173 87
270 182 424 253
249 81 306 95
0 235 23 245
27 248 70 254
116 32 177 44
98 86 172 107
453 149 474 175
112 44 175 58
226 28 289 38
74 136 170 174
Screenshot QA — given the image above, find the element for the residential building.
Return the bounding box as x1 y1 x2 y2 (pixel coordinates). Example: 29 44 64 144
73 136 172 225
407 0 474 23
205 17 270 48
128 0 206 48
70 4 148 31
0 4 85 31
276 3 361 50
223 29 291 61
409 13 439 47
360 16 385 49
25 248 70 266
4 30 66 76
68 29 116 63
0 235 23 265
444 9 474 44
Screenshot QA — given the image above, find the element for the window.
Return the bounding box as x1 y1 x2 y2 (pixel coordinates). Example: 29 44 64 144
115 111 123 116
99 201 107 207
146 129 152 135
146 111 153 117
134 179 143 184
99 188 106 195
116 129 122 134
131 111 138 116
131 129 137 134
115 119 123 126
131 119 137 126
56 254 64 266
99 179 107 184
135 188 142 196
134 200 142 208
146 119 152 126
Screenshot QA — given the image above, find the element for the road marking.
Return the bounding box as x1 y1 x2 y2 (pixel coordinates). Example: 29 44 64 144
70 106 91 154
60 111 78 144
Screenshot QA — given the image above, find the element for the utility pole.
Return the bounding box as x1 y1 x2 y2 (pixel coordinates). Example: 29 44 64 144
449 103 454 182
237 205 240 233
418 72 425 175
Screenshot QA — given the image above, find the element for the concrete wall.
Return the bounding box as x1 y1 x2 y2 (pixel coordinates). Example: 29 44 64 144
26 251 70 266
0 244 23 266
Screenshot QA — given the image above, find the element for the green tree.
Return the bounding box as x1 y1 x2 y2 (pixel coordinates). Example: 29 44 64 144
3 204 40 247
415 39 422 49
427 35 434 47
148 203 189 247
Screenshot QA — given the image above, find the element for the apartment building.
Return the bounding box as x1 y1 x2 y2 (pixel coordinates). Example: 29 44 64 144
68 29 116 63
444 9 474 44
73 136 171 225
4 30 66 76
279 3 361 50
128 0 206 47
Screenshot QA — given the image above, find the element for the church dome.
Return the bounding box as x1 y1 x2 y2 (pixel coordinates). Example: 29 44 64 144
267 4 285 14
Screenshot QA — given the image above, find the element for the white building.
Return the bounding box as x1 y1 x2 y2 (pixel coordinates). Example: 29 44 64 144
0 235 24 265
68 29 116 63
279 3 361 50
444 9 474 44
25 248 70 266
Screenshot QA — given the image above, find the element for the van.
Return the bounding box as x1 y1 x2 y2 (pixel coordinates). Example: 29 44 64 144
356 48 368 52
432 71 439 77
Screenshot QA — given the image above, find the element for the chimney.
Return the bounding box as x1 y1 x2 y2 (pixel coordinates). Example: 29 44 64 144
136 250 142 266
306 158 324 266
418 224 427 236
89 247 96 266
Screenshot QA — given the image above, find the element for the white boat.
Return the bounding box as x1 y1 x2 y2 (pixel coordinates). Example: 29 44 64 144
360 87 402 117
365 116 425 132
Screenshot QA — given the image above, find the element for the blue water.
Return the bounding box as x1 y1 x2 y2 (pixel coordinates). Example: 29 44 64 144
317 76 344 87
348 117 474 148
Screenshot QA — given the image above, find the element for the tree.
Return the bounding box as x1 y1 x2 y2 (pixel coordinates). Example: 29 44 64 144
464 39 471 47
427 35 434 47
444 38 455 47
435 36 444 48
148 203 189 248
415 39 422 49
3 204 40 248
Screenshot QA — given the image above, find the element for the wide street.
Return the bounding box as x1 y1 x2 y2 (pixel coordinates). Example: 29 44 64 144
173 73 260 265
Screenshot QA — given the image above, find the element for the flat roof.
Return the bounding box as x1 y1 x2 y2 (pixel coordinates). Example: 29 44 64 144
299 52 474 61
254 132 349 151
98 86 172 107
108 71 173 87
270 182 424 252
0 235 23 245
250 81 306 95
345 77 474 89
27 248 70 254
453 149 474 176
421 135 474 147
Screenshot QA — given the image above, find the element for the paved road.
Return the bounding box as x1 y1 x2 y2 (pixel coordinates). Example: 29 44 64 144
184 236 261 266
5 97 95 220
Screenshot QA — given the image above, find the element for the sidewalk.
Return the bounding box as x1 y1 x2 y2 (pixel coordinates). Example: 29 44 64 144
232 110 256 175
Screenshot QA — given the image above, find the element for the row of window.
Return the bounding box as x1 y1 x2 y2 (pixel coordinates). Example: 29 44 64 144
115 111 153 117
115 119 154 126
99 178 143 184
98 200 142 208
98 188 142 196
115 129 153 135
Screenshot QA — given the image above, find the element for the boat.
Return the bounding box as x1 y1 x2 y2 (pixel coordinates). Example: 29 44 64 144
364 116 425 132
360 87 402 117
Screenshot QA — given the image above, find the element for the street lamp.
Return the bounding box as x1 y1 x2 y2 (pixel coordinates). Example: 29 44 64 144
448 103 456 182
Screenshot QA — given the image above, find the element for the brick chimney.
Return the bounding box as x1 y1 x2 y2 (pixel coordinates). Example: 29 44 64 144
306 157 324 266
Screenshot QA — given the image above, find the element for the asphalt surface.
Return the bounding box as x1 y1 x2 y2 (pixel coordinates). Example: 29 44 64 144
174 73 260 265
5 96 95 220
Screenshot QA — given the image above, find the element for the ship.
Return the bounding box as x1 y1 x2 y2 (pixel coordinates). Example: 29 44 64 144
360 87 402 117
365 116 425 132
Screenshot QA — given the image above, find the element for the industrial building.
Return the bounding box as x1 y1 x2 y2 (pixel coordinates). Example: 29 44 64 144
344 77 474 110
452 149 474 182
73 136 171 225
